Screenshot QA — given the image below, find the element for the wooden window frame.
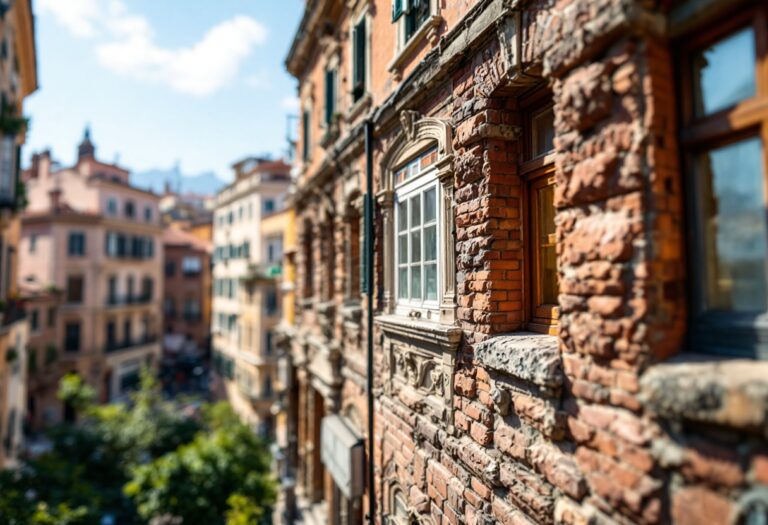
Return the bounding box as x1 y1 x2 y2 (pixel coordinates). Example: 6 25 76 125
520 94 559 335
677 5 768 358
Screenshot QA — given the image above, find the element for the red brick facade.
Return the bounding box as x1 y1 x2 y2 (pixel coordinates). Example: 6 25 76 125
278 0 768 524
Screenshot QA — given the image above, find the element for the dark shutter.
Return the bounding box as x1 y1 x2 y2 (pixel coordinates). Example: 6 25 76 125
361 198 371 294
324 68 335 125
392 0 403 21
353 20 366 101
302 110 310 162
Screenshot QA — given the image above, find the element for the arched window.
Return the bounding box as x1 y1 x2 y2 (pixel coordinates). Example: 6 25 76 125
390 486 410 525
380 111 456 324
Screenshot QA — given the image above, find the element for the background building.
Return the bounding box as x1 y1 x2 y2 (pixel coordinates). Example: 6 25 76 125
0 0 38 468
211 157 290 437
20 131 163 418
162 227 212 363
280 0 768 524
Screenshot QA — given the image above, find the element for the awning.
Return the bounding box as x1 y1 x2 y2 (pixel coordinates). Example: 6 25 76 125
321 414 364 499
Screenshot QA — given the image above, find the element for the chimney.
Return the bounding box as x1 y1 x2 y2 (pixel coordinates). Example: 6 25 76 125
38 150 51 179
49 188 62 212
28 153 40 179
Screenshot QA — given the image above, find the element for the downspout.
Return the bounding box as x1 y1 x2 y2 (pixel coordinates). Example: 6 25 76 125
364 119 376 525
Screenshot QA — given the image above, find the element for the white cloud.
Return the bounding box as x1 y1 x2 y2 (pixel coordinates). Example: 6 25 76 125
40 0 268 97
280 96 300 112
38 0 102 38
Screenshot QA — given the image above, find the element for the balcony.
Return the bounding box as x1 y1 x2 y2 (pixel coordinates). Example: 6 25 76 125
243 263 282 282
0 299 26 329
105 294 153 307
104 335 159 354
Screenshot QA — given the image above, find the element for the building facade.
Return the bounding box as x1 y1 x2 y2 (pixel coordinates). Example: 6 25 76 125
21 131 163 419
280 0 768 524
211 158 291 436
0 0 38 468
162 227 212 360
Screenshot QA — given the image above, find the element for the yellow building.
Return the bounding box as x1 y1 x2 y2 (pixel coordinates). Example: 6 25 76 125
211 158 291 437
0 0 38 468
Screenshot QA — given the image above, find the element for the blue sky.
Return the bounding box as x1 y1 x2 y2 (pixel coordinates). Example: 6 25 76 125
24 0 303 181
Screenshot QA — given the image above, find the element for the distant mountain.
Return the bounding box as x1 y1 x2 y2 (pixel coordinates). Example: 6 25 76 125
130 168 227 196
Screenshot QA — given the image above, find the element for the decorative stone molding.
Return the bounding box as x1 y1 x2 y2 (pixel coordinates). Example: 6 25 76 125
640 356 768 436
474 333 563 391
377 314 462 426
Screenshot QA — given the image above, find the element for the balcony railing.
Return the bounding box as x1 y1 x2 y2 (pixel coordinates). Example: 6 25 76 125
104 335 159 354
106 294 153 307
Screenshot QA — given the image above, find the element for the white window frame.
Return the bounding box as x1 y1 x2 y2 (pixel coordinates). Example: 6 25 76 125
394 162 441 318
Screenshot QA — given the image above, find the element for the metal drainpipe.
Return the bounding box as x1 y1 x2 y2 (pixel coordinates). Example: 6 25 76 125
364 119 376 525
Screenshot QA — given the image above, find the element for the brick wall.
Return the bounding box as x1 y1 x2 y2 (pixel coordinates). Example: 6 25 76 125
283 0 768 524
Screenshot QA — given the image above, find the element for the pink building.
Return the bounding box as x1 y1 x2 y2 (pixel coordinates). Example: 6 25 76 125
19 130 163 422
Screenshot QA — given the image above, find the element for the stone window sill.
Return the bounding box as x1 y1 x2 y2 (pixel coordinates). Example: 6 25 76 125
387 15 442 75
639 354 768 435
473 332 563 390
375 314 461 353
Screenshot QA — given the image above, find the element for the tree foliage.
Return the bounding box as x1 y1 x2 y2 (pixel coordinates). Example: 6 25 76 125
125 402 275 525
0 370 276 524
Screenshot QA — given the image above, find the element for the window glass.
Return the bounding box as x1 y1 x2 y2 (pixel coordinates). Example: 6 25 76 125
697 137 767 312
535 183 558 306
531 106 555 158
182 256 202 274
396 182 438 305
404 0 430 42
693 27 756 117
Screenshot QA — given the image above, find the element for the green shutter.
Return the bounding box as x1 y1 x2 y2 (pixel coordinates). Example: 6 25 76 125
325 69 335 125
302 110 310 161
353 20 366 101
392 0 403 21
361 197 371 294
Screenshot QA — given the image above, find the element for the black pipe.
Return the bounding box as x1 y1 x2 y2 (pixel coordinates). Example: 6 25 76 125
364 119 376 525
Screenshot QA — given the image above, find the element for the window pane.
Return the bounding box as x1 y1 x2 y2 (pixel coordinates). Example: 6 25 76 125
425 263 437 301
697 137 767 312
398 268 408 299
411 265 422 299
532 107 555 158
424 225 437 261
397 200 408 232
424 187 436 223
536 183 558 306
398 234 408 264
410 195 421 227
693 27 756 117
410 230 421 262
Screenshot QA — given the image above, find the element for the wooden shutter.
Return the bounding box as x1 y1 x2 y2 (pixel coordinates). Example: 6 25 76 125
302 110 310 161
392 0 403 21
325 69 335 125
353 20 366 101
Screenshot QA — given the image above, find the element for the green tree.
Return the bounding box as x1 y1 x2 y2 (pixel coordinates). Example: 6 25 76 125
57 373 95 416
125 403 276 525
